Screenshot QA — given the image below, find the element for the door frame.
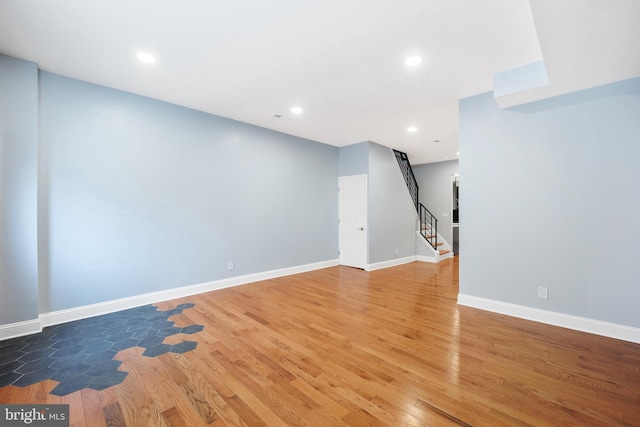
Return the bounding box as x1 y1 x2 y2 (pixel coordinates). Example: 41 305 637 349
451 173 459 256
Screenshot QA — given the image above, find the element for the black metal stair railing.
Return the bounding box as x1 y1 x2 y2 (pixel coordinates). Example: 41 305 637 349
419 203 438 251
393 150 419 211
393 149 439 251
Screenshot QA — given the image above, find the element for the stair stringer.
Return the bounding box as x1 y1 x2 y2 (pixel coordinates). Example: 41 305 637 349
415 229 453 263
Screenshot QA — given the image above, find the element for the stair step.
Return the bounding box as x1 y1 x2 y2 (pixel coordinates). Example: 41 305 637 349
439 249 450 256
420 233 441 244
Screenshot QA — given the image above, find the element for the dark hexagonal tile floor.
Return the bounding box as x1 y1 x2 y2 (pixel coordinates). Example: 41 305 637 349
0 303 202 396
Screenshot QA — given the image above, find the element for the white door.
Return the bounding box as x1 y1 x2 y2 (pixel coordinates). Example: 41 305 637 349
339 175 367 269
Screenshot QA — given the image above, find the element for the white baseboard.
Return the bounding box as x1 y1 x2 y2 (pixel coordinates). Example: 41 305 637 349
0 318 42 341
416 255 438 263
33 259 338 330
457 294 640 344
366 254 452 268
366 256 416 271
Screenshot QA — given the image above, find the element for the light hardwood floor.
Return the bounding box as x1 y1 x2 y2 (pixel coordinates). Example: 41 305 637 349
2 258 639 426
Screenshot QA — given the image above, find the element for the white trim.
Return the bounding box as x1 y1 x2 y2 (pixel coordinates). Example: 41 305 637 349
416 255 438 263
366 255 416 271
38 259 339 328
0 318 42 341
457 294 640 344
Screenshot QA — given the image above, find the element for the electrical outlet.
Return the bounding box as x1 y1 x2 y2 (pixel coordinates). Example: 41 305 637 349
227 261 234 270
395 248 399 255
538 286 548 299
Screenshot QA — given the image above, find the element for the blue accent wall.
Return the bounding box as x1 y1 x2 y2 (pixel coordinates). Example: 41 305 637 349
460 77 640 328
0 54 39 325
36 72 338 312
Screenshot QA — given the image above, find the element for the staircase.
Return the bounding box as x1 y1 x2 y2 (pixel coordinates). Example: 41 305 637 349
393 150 451 259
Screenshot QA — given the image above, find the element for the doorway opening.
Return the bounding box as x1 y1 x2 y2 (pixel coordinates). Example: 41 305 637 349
452 174 459 255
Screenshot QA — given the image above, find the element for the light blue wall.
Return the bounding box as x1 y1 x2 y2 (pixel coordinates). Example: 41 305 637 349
338 141 369 177
38 72 338 312
459 77 640 328
0 54 39 325
413 160 458 246
368 142 417 264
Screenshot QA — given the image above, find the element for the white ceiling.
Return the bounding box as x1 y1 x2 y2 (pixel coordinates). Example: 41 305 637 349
1 0 638 164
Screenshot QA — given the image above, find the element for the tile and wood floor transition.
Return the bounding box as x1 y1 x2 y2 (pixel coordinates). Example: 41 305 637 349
1 258 639 426
0 304 204 396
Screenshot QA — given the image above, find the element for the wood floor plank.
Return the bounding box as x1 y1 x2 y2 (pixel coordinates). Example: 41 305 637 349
178 355 247 426
160 406 184 427
103 402 126 427
179 381 220 425
81 388 107 427
0 385 29 403
63 390 86 425
98 385 118 410
289 377 349 420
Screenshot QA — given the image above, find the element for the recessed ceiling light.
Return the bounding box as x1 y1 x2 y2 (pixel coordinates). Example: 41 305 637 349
456 151 460 156
137 52 156 63
405 56 422 67
291 106 303 114
407 126 418 133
